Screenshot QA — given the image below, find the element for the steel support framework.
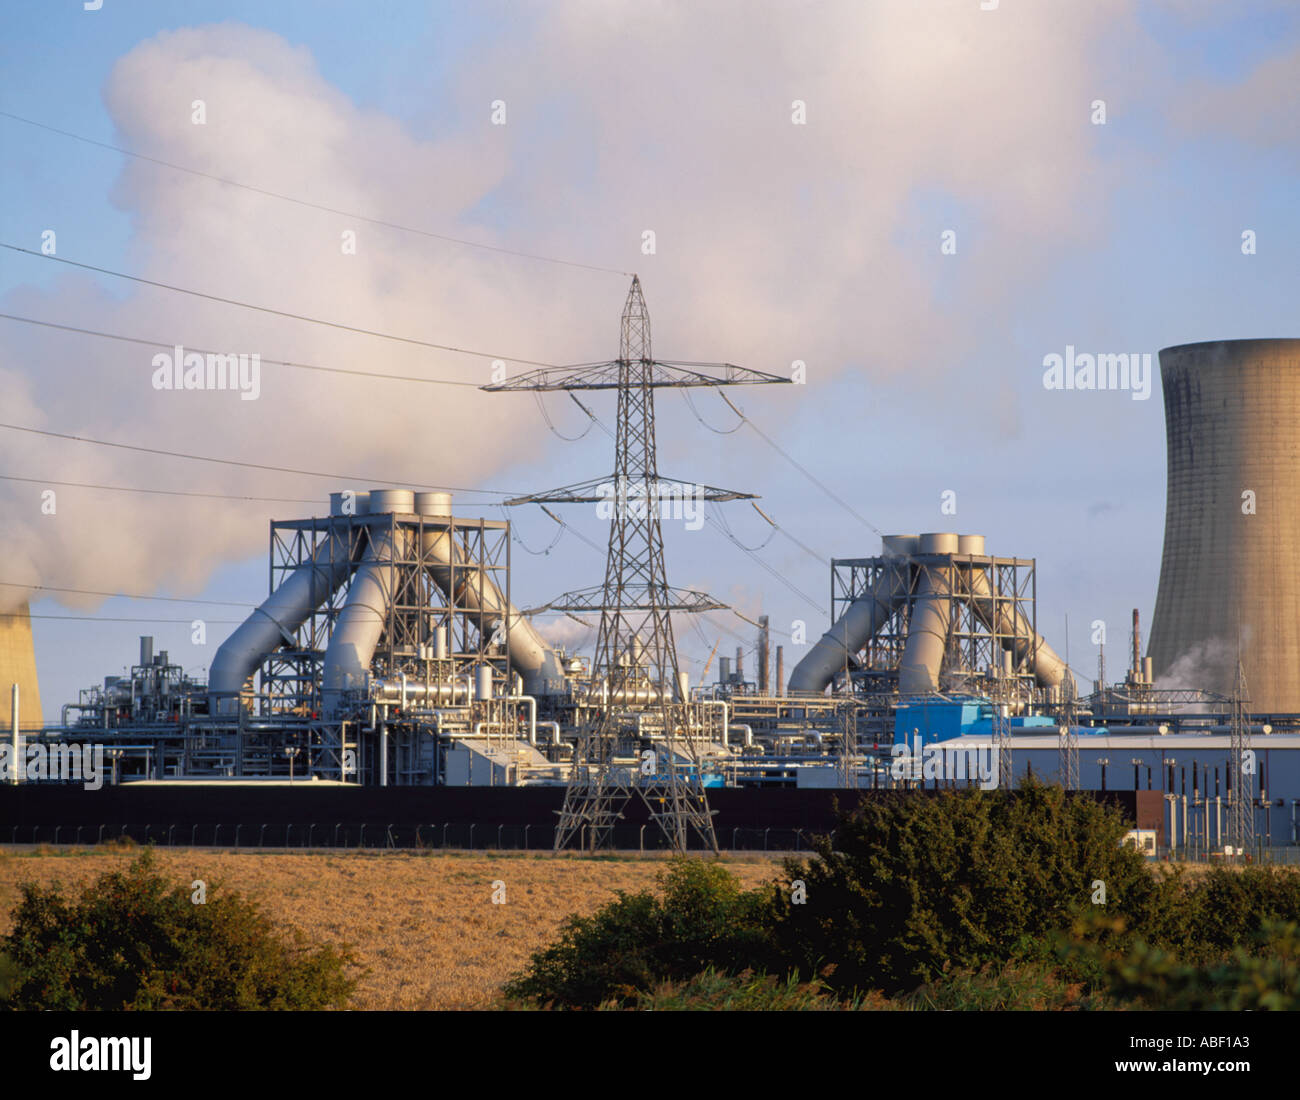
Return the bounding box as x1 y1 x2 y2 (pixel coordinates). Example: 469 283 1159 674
830 553 1039 695
262 511 514 782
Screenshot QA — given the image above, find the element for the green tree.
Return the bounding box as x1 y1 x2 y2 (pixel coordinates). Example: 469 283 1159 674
2 850 357 1010
505 858 770 1009
765 780 1157 996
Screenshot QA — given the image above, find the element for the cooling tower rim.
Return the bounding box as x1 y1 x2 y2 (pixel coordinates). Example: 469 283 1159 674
1159 337 1300 358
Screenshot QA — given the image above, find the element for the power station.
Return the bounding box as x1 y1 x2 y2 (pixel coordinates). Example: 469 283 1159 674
5 329 1300 854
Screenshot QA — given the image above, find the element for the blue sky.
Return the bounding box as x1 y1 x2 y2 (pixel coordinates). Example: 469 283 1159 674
0 0 1297 716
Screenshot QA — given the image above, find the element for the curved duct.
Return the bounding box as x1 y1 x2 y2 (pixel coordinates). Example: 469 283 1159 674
208 526 355 716
322 523 406 718
898 563 952 693
787 567 909 693
417 521 565 696
966 569 1070 689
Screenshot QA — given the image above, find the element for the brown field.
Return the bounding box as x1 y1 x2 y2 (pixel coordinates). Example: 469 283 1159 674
0 847 785 1010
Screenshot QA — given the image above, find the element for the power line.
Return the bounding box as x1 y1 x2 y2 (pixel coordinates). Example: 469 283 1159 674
0 473 319 505
715 388 884 537
499 504 564 556
749 501 831 566
711 498 776 552
0 313 482 388
682 387 743 434
537 504 605 556
14 613 242 624
0 109 632 277
0 243 562 368
0 420 519 497
2 579 252 608
704 510 821 610
533 390 594 441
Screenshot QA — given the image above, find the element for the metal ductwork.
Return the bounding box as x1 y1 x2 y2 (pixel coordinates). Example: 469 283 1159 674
1148 339 1300 711
208 526 355 716
898 550 952 693
416 499 565 696
786 569 908 693
966 570 1070 690
322 496 409 718
787 532 1071 695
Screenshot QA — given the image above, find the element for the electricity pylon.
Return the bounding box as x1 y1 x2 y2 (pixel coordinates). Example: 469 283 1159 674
484 276 788 852
1227 656 1255 857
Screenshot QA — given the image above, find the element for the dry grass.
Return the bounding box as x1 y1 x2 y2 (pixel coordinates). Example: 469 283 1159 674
0 846 784 1010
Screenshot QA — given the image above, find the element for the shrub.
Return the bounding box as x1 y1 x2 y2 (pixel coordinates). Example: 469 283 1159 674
605 966 861 1011
897 959 1114 1011
765 779 1156 996
1173 867 1300 962
1059 914 1300 1010
1 850 358 1010
504 858 770 1009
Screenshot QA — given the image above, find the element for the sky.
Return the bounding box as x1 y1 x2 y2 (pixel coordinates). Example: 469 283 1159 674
0 0 1297 718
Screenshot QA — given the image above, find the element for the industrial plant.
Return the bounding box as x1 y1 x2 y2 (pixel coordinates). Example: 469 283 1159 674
5 313 1300 855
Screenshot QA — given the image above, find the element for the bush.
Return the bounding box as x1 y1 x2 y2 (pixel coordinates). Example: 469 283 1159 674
897 959 1114 1011
504 858 770 1009
604 966 861 1011
1 850 358 1010
765 780 1157 996
1059 914 1300 1010
1173 867 1300 962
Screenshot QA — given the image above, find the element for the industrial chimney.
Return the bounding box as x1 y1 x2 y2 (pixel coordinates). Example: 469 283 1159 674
0 601 43 731
1148 339 1300 711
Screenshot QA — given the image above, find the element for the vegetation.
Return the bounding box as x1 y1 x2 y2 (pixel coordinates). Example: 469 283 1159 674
503 859 770 1008
765 779 1156 996
506 782 1300 1010
1 849 357 1010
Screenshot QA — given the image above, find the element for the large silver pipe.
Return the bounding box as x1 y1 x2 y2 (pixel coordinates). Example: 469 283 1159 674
418 523 565 696
369 680 472 704
787 565 908 694
898 564 951 694
208 526 355 716
966 567 1070 690
322 524 406 718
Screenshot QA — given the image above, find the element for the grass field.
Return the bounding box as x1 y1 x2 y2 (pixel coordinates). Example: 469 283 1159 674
0 846 785 1009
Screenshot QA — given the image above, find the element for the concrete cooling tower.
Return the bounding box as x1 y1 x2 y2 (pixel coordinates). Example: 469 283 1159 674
1148 338 1300 713
0 601 43 730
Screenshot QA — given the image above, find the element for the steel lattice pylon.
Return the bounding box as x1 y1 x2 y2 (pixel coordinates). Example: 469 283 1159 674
1228 657 1256 857
484 276 788 852
1058 667 1080 790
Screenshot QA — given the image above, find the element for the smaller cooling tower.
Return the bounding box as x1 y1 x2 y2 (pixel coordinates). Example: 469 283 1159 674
1148 338 1300 711
0 601 43 729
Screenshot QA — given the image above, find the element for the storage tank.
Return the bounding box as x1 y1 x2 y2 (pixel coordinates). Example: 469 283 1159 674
1148 339 1300 711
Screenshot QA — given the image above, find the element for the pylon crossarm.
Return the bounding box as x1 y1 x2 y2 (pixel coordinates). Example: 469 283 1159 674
481 359 790 392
